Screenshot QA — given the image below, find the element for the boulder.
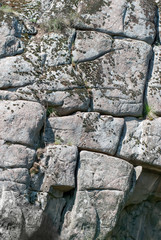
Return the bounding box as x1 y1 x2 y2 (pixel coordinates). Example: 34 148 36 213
75 0 156 44
44 112 124 155
0 190 23 240
0 168 30 185
127 169 161 205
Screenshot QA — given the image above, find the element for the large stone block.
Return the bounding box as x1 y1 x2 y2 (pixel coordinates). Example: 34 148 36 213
44 112 124 155
40 145 78 192
61 151 134 240
77 38 152 116
117 117 161 170
0 141 36 168
0 100 45 147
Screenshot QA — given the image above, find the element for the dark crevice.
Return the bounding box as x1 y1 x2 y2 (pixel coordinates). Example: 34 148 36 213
115 119 126 156
154 5 160 45
0 82 33 91
122 6 128 31
74 25 153 45
142 49 154 118
59 189 77 233
81 188 122 192
58 153 80 233
0 140 36 150
93 209 100 240
75 48 123 64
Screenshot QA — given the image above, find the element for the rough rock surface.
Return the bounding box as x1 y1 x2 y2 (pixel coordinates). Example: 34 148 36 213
61 151 134 240
0 100 45 147
40 145 78 192
147 46 161 116
117 117 161 170
44 112 124 155
0 0 160 239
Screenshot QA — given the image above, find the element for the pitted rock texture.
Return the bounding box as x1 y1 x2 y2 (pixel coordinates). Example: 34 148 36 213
0 0 160 240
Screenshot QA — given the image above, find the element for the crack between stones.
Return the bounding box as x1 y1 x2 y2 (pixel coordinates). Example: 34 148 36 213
75 48 123 64
0 140 36 150
122 6 128 31
74 26 153 45
0 82 34 91
80 188 122 192
93 209 100 240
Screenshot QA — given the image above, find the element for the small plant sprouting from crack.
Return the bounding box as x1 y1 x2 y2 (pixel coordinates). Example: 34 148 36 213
46 107 57 117
143 103 155 120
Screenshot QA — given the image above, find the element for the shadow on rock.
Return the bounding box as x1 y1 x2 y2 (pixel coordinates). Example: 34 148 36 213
23 214 60 240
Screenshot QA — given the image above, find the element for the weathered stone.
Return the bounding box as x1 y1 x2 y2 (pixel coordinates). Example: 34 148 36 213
72 31 113 63
0 17 24 59
61 151 134 240
75 0 156 44
77 38 152 116
108 200 161 240
127 169 161 205
45 0 157 44
0 181 27 194
0 100 45 147
147 46 161 116
0 168 30 185
78 151 134 192
40 145 78 192
0 56 37 89
0 141 36 168
0 190 23 240
24 30 74 69
44 112 124 155
117 117 161 170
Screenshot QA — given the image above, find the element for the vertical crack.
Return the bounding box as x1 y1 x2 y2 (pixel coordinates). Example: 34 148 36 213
142 49 154 118
122 6 128 31
93 209 100 240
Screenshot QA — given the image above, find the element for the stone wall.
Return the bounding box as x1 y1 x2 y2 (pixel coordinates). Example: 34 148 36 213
0 0 160 239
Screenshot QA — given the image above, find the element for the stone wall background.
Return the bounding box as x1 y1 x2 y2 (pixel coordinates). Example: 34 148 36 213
0 0 160 239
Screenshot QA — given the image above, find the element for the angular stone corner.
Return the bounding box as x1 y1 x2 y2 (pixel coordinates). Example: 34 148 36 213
117 117 161 170
44 112 124 155
61 151 134 240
